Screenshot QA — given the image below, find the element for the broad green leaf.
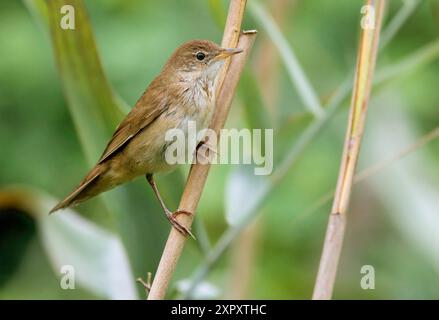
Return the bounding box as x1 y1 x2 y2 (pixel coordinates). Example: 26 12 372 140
25 0 170 292
0 187 138 299
26 0 128 163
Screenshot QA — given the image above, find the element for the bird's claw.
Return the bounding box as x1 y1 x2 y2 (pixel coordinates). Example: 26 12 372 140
166 210 196 240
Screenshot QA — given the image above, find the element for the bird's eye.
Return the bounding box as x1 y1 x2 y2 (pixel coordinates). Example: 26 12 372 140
196 52 206 61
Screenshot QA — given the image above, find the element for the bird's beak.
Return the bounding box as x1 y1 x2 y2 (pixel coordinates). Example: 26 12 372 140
213 48 244 61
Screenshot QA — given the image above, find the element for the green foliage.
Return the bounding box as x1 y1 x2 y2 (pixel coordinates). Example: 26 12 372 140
0 0 438 299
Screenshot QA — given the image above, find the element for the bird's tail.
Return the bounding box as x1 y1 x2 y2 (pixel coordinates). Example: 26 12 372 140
49 165 105 213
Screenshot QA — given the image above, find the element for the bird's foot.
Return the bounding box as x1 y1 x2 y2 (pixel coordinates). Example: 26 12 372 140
165 209 196 240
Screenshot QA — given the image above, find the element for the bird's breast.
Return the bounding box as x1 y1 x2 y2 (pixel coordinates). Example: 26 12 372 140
180 77 216 128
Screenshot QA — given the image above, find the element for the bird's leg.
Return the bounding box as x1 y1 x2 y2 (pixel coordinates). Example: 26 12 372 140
145 174 195 239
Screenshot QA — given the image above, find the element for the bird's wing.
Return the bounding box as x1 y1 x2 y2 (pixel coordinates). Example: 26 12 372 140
98 78 169 164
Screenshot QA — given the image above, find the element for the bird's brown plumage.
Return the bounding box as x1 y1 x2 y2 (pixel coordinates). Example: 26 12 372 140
50 39 240 213
99 77 169 164
50 77 170 212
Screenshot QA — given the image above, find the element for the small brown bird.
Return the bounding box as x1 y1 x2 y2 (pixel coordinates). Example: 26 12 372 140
50 40 242 237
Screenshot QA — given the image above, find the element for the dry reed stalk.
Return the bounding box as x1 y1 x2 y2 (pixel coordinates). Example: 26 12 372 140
293 125 439 228
147 0 255 300
312 0 385 300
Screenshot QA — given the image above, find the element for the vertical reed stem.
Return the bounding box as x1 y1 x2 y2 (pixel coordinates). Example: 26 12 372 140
147 0 254 300
312 0 385 300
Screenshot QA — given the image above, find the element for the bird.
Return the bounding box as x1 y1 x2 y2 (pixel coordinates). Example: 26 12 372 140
50 39 243 238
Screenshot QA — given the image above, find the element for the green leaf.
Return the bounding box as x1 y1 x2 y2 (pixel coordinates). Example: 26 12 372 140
25 0 170 293
26 0 128 163
0 186 138 299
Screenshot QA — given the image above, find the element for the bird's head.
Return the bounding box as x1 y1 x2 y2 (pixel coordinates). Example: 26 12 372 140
164 39 243 82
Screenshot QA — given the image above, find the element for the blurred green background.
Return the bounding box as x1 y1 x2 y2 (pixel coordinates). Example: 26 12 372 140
0 0 438 299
